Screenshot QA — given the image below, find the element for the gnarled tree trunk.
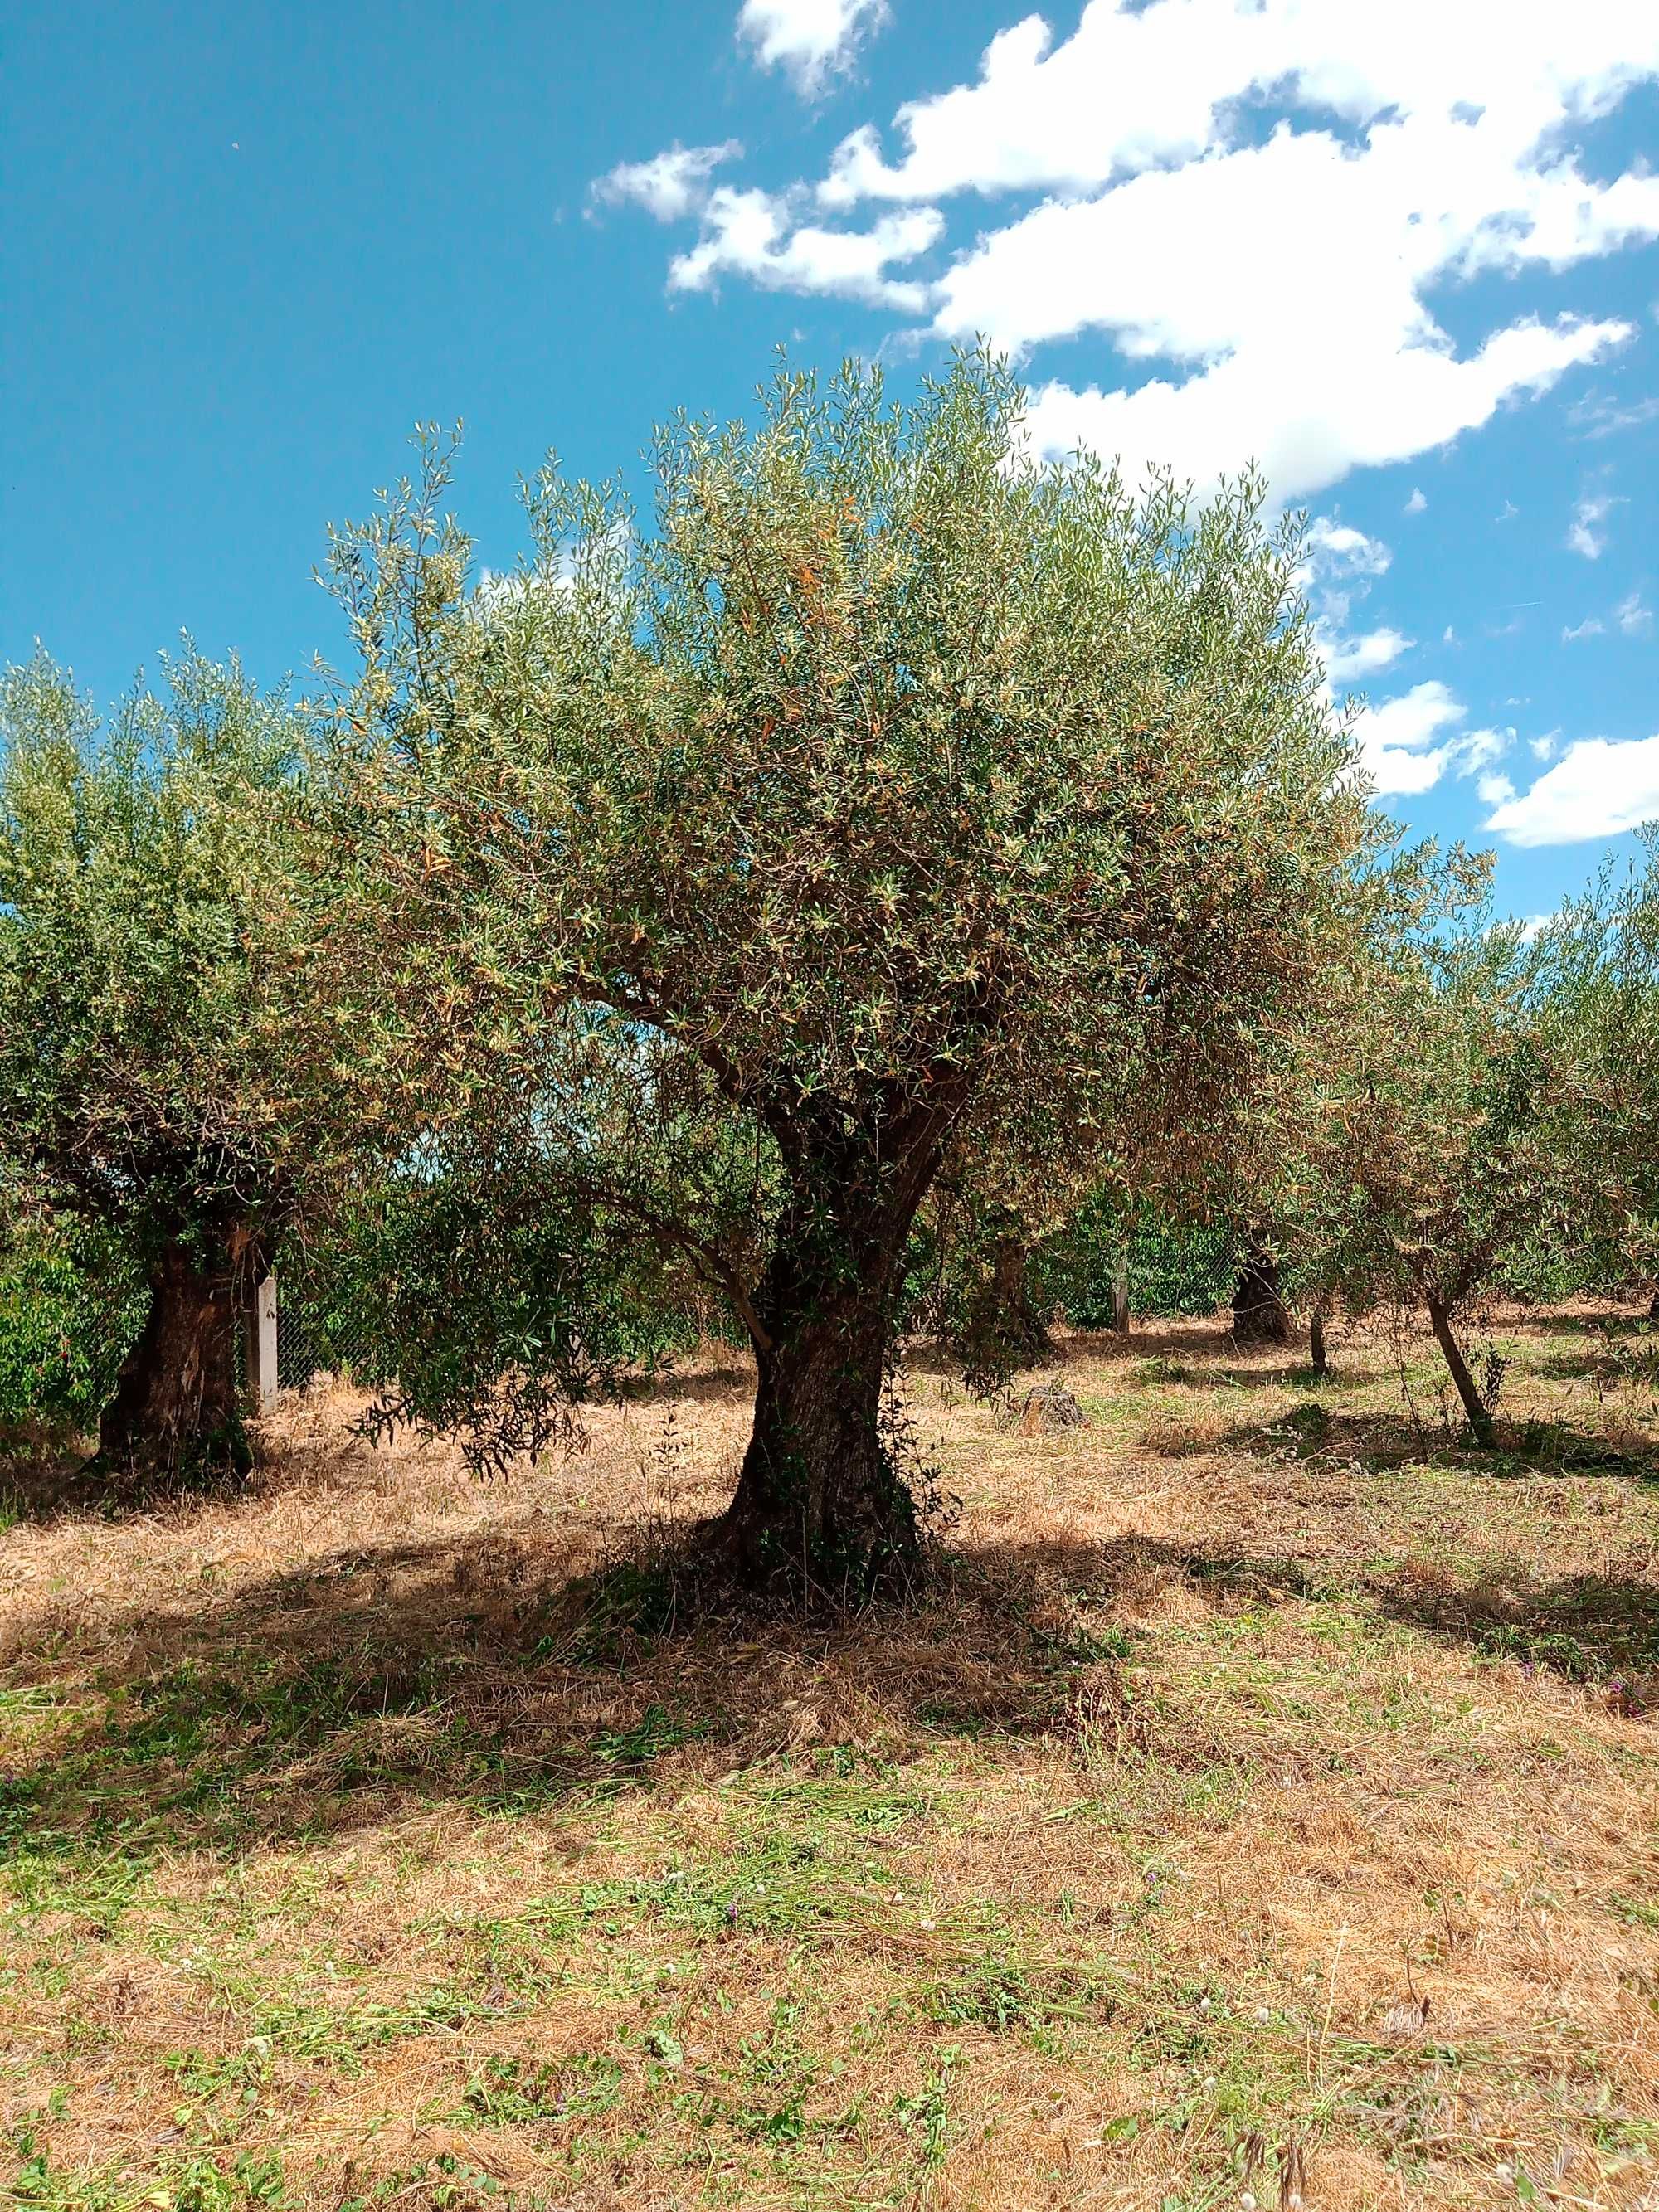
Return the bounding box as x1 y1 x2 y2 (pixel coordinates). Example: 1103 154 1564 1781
95 1235 250 1477
717 1110 956 1599
1231 1232 1292 1346
719 1274 909 1598
1308 1295 1330 1379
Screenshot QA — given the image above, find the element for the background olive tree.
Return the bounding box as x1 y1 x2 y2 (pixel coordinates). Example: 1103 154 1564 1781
1258 848 1658 1441
0 650 324 1473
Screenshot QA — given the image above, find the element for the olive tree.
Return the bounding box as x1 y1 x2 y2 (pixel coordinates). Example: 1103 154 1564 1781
0 650 319 1472
1264 859 1657 1441
328 356 1379 1592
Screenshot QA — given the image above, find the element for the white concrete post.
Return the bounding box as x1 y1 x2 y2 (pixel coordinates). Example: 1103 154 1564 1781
244 1273 279 1412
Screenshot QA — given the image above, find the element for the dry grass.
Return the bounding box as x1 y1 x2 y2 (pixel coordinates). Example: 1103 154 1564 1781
2 1306 1656 2210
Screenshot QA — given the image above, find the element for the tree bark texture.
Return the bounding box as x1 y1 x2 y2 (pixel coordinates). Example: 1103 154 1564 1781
1231 1235 1292 1346
717 1110 956 1598
719 1271 908 1597
96 1236 250 1476
990 1239 1053 1359
1309 1296 1329 1379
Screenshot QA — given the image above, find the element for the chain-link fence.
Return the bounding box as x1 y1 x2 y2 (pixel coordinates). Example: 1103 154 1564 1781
274 1291 380 1392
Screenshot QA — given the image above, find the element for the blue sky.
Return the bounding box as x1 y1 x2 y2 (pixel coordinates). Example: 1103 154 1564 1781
4 0 1657 921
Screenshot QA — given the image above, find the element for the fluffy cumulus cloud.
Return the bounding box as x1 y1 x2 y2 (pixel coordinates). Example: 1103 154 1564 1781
608 0 1659 501
818 0 1659 207
1324 627 1413 685
670 192 943 309
738 0 887 94
1485 733 1659 843
1019 316 1622 500
592 141 742 222
1349 680 1515 798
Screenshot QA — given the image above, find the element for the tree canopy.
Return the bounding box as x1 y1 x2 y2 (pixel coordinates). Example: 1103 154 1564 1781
0 649 318 1471
319 352 1383 1592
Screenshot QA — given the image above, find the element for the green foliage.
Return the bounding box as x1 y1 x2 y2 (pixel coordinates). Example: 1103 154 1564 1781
0 1218 144 1432
1253 839 1659 1432
1037 1198 1238 1326
451 2053 621 2128
277 1141 705 1471
0 648 370 1468
331 363 1365 1149
314 352 1376 1562
0 649 314 1264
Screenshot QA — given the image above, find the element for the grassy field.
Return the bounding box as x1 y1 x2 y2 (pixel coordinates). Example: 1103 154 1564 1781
2 1307 1656 2211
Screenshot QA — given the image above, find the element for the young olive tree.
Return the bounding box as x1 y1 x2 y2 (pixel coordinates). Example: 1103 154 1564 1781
329 356 1377 1593
1546 833 1659 1307
1267 868 1656 1442
0 651 320 1473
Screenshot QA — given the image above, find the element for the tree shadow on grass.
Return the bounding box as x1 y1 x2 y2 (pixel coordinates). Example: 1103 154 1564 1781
0 1435 265 1526
3 1478 1655 1883
1123 1536 1659 1693
990 1529 1658 1702
620 1359 756 1408
1479 1303 1652 1339
0 1365 763 1532
1214 1397 1658 1482
1132 1357 1328 1393
0 1509 1108 1869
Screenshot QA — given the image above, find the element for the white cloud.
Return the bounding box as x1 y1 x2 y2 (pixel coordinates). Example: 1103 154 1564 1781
1301 518 1409 686
821 1 1659 208
1485 733 1659 843
1352 681 1468 795
871 1 1653 495
738 0 887 94
1013 285 1627 502
669 190 942 309
1566 488 1620 557
1457 727 1511 776
1477 771 1517 806
1569 390 1659 437
1404 488 1428 515
620 0 1659 504
1304 518 1391 578
1564 592 1654 639
1325 628 1413 686
591 140 743 222
1350 680 1513 796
